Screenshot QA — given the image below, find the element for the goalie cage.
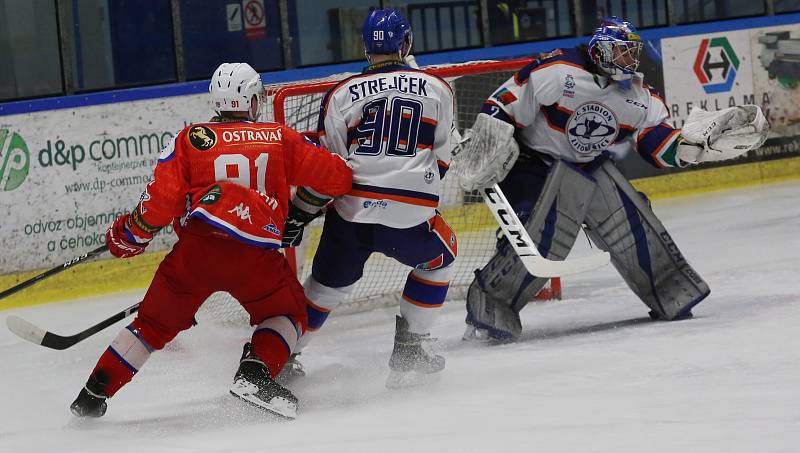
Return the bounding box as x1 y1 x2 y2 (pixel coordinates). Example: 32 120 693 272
199 58 562 325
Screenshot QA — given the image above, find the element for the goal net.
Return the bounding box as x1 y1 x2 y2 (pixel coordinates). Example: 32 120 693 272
199 58 560 323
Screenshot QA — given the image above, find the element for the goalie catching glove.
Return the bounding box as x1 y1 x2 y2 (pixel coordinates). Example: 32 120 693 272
450 113 520 191
677 105 769 165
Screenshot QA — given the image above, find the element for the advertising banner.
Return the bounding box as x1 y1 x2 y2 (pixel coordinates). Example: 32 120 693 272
0 94 212 273
662 29 757 128
661 24 800 161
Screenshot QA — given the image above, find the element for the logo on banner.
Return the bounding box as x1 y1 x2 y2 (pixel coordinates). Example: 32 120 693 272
0 129 31 191
566 103 618 154
693 37 740 94
243 0 267 40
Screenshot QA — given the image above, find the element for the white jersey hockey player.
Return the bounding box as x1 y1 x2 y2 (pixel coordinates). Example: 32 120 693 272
281 9 458 387
451 16 768 340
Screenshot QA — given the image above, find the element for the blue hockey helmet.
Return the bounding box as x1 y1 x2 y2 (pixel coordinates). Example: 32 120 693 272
362 9 413 57
588 16 643 80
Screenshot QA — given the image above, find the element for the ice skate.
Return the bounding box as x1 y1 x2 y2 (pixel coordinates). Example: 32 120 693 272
230 343 298 419
386 316 445 389
70 372 108 418
277 352 306 383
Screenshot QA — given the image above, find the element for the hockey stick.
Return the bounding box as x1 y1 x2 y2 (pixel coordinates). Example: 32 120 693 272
0 245 109 301
5 302 139 350
483 184 610 277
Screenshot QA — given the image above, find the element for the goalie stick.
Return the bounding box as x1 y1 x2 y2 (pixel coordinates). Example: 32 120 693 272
0 245 108 301
6 302 139 350
483 184 610 277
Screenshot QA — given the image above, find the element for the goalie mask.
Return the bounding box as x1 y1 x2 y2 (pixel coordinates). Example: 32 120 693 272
362 9 413 59
209 63 264 121
588 16 643 82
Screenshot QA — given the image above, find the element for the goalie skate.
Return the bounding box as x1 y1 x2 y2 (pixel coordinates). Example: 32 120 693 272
230 344 298 419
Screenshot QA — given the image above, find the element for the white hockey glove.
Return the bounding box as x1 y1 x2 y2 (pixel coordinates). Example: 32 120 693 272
450 113 520 191
677 105 769 165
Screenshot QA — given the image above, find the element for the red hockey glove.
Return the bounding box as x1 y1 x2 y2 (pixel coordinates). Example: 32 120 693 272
106 214 149 258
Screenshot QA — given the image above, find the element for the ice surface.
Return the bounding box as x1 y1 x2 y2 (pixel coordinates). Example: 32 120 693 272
1 181 799 453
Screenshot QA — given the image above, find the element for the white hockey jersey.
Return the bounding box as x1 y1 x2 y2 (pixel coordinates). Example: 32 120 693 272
483 48 682 169
318 61 455 228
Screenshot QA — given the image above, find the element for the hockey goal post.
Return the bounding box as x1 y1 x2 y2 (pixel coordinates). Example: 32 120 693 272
200 57 560 323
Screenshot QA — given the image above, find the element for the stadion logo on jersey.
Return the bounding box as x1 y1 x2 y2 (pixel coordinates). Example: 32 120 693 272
0 129 31 191
566 102 618 154
693 37 740 94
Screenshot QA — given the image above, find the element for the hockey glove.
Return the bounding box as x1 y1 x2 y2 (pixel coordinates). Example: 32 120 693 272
677 105 769 165
106 214 150 258
281 203 322 248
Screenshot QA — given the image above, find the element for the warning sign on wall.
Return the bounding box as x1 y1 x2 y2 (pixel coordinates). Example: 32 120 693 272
243 0 267 40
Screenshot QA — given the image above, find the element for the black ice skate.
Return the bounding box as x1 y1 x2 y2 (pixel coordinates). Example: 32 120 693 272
230 343 298 419
70 372 108 418
386 316 445 389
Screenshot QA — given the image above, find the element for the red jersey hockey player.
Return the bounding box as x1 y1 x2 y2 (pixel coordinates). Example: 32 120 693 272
69 63 351 419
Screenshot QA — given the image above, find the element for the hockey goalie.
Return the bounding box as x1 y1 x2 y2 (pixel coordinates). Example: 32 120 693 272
450 16 769 341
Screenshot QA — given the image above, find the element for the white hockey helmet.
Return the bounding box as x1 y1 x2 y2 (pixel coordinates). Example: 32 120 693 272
209 63 264 120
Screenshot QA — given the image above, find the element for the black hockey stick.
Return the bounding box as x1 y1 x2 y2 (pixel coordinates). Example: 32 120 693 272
5 302 139 350
0 245 109 301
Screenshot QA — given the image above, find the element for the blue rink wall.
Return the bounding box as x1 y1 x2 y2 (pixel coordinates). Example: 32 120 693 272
3 13 800 117
0 14 799 309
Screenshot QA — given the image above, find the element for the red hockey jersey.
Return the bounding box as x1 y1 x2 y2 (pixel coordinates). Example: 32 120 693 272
127 119 352 248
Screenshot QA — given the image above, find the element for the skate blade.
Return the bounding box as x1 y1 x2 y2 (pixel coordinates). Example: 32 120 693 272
229 388 297 420
385 370 440 390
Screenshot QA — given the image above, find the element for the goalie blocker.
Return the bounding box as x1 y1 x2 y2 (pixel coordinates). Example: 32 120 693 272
466 154 710 340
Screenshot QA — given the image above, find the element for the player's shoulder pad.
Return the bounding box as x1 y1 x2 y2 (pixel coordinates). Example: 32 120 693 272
514 47 587 85
402 68 453 95
158 129 183 163
183 122 220 152
642 82 668 112
321 74 365 112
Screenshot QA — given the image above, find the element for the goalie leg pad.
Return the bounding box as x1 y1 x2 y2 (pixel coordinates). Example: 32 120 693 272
584 161 710 319
466 159 597 339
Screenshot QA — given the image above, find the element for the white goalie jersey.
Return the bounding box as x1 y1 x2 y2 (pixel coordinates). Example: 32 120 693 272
482 48 683 169
317 62 455 228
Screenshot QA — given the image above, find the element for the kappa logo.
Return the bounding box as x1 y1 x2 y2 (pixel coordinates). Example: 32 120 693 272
188 126 217 151
566 102 619 154
0 129 31 191
228 202 253 224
